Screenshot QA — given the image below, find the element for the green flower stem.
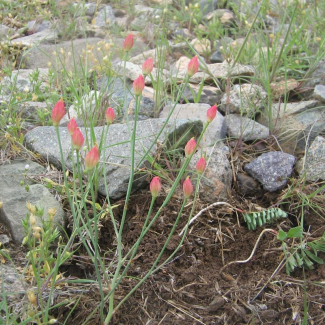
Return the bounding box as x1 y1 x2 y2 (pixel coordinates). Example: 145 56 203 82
88 169 105 323
106 94 141 322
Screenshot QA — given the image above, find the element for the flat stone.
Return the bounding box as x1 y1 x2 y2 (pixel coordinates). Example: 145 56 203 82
114 61 170 87
296 136 325 181
159 103 227 148
244 151 295 192
173 62 255 83
74 2 97 17
0 264 25 302
190 38 211 55
313 84 325 102
189 145 232 203
0 234 10 246
258 100 325 152
301 59 325 98
270 79 299 100
0 69 50 95
17 101 48 121
27 20 51 33
10 29 58 47
22 38 107 70
0 161 65 244
92 5 116 28
181 84 223 106
25 119 203 199
205 9 236 26
210 50 224 63
0 24 14 38
220 84 267 115
226 114 269 141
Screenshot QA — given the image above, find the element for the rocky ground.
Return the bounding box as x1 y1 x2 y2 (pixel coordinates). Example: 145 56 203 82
1 0 325 324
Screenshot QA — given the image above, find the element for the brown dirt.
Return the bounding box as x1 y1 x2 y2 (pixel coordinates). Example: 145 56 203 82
53 187 325 325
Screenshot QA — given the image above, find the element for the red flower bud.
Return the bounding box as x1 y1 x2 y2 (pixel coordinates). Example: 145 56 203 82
196 157 206 174
67 118 78 136
71 128 84 151
150 176 161 198
207 105 217 123
85 145 99 171
51 99 65 127
123 34 134 52
183 177 193 199
105 107 115 125
133 75 145 96
184 138 196 157
142 58 154 76
187 56 199 77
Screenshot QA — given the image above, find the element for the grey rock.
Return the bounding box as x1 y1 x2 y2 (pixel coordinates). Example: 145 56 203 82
313 84 325 102
244 152 295 192
296 136 325 181
205 9 236 26
0 161 65 244
0 234 10 246
0 264 25 302
22 38 105 70
74 2 97 17
226 114 269 141
17 101 48 121
0 24 14 39
159 103 227 148
114 61 170 87
302 59 325 98
182 84 223 106
260 101 325 153
220 84 267 115
27 20 51 33
210 50 224 63
10 29 58 47
173 62 255 83
236 173 261 196
0 69 49 95
189 144 232 203
25 119 203 199
93 5 116 27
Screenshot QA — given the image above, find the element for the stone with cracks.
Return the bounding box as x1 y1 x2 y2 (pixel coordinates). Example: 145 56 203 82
296 136 325 181
159 103 227 148
226 114 269 141
189 145 232 203
244 151 295 192
0 161 65 244
25 119 203 199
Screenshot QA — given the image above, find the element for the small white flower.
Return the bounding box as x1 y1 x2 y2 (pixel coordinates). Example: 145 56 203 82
25 164 30 170
155 15 160 19
24 86 30 93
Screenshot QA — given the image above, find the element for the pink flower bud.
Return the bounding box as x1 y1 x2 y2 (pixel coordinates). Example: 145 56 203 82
105 107 115 125
71 128 84 151
187 56 199 77
196 157 206 174
150 176 161 198
51 99 65 127
133 75 145 96
142 58 154 76
184 138 196 157
183 177 193 199
207 105 217 123
85 146 99 171
67 118 78 136
123 34 134 52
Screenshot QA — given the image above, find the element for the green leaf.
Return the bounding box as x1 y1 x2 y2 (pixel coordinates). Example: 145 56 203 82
287 226 303 239
304 249 324 265
277 229 287 241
